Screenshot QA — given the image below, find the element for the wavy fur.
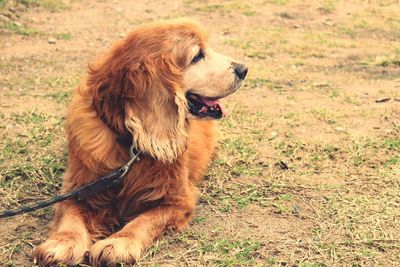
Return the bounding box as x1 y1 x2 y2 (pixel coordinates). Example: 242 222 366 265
34 20 223 267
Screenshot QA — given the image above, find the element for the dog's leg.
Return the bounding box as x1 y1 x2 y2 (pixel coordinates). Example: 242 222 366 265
90 200 195 266
34 200 90 266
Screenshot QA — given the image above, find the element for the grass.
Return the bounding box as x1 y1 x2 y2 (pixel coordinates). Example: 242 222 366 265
0 111 65 210
192 2 256 16
2 22 40 36
16 0 67 11
54 32 72 40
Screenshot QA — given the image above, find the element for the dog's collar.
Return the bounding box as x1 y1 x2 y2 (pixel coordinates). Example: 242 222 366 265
94 104 133 148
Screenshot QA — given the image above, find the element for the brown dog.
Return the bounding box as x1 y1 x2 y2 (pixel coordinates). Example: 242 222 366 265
34 19 247 266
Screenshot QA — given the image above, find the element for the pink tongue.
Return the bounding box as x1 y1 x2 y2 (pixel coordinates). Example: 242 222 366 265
199 97 227 117
200 97 219 106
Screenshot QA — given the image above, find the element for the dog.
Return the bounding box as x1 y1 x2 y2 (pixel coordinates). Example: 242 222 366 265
34 19 247 266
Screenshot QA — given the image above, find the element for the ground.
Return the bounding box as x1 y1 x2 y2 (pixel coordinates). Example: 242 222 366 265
0 0 399 266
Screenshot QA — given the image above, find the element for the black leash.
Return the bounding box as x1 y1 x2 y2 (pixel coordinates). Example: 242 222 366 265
0 145 141 219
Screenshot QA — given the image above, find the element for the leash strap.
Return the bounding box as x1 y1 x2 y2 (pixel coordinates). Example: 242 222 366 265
0 146 141 219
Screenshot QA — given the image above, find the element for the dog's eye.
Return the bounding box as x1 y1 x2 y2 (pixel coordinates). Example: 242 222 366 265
191 49 204 64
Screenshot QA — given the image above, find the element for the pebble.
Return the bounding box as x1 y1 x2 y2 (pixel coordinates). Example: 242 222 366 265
48 38 57 44
335 127 345 132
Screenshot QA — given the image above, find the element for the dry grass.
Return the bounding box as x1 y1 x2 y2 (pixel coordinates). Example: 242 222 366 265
1 0 400 266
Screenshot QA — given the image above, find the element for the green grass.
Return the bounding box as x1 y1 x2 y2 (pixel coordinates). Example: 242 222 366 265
54 32 72 40
318 0 336 14
0 111 65 209
193 2 256 16
48 90 73 104
200 239 261 266
2 22 40 36
16 0 67 11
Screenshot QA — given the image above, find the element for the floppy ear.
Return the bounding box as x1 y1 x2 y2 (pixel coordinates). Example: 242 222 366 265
89 44 188 164
124 55 188 163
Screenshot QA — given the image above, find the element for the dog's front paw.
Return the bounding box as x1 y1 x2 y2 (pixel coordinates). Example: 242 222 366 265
34 231 89 266
90 237 142 267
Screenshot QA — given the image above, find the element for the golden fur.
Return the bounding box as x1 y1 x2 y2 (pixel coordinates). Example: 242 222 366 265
34 19 244 266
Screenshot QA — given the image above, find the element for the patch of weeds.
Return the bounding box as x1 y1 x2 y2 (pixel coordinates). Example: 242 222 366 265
330 90 340 98
203 183 269 210
0 111 65 207
310 109 336 124
0 0 5 10
200 238 261 266
55 32 72 40
300 262 327 267
318 0 336 14
224 39 269 59
335 26 356 38
361 50 400 68
284 112 297 120
194 2 256 16
231 184 269 208
244 77 288 92
376 55 400 67
48 90 72 104
266 0 290 5
2 22 40 36
17 0 67 11
349 138 378 167
272 193 293 214
194 3 223 13
192 216 206 224
10 110 48 124
343 95 360 105
215 137 262 177
383 137 400 151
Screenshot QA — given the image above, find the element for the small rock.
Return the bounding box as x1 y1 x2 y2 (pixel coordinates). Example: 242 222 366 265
335 127 345 132
322 20 335 26
222 28 231 35
48 38 57 44
292 204 301 217
375 97 390 103
0 14 11 22
13 21 22 27
275 161 289 170
270 131 278 137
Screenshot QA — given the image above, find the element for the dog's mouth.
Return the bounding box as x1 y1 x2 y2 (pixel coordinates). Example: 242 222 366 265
186 92 226 119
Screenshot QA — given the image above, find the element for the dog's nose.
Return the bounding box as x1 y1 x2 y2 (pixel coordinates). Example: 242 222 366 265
234 64 248 80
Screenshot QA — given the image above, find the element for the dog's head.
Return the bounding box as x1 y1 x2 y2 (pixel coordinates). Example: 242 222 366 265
89 19 247 163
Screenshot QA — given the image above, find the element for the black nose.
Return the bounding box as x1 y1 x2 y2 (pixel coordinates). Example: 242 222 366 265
234 64 248 80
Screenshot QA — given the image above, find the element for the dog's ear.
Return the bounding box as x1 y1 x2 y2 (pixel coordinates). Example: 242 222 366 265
124 55 188 163
89 42 188 163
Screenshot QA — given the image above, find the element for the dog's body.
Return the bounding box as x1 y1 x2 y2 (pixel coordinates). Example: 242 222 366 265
34 20 247 266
